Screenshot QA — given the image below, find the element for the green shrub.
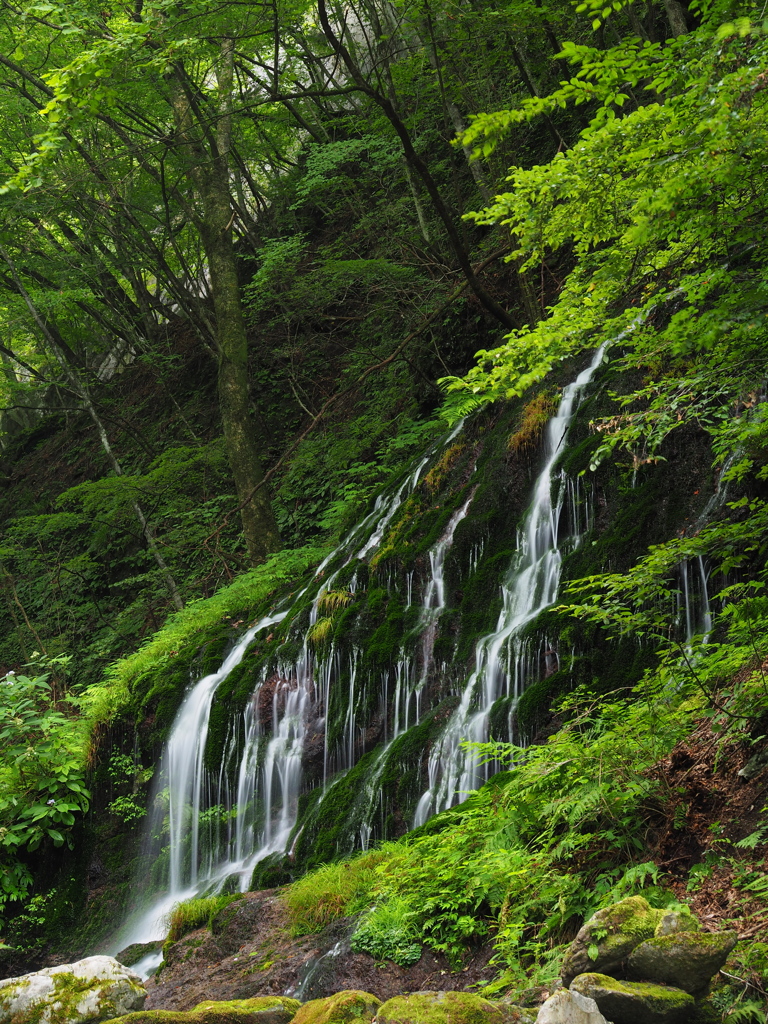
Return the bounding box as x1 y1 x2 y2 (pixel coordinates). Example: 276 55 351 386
350 898 422 965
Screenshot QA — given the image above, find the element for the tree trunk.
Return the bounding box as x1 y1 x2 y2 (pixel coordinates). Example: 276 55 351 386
201 196 282 564
169 50 281 566
316 0 516 331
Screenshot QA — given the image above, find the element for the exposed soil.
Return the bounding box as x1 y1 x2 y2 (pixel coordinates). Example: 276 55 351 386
646 717 768 937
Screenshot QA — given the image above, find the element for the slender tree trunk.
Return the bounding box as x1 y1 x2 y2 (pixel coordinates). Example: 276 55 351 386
169 50 281 566
663 0 689 35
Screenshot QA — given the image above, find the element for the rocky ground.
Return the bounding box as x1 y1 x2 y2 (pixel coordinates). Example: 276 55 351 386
143 891 498 1009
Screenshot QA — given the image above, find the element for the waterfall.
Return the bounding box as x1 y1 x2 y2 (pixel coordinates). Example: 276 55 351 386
109 343 610 959
111 610 287 950
394 492 475 740
679 555 712 648
111 423 467 955
414 345 607 826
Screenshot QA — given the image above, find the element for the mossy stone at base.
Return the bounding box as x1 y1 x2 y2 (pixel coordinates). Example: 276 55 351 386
0 956 146 1024
194 996 301 1024
570 973 695 1024
626 931 738 995
114 997 301 1024
560 896 666 985
376 991 506 1024
291 991 381 1024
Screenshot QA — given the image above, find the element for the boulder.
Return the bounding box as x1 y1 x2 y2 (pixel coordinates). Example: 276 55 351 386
560 898 665 986
626 931 738 996
375 991 506 1024
114 997 301 1024
536 989 612 1024
0 955 146 1024
570 973 694 1024
293 992 381 1024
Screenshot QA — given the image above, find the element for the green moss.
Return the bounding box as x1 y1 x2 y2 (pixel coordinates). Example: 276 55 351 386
571 973 695 1012
292 991 381 1024
293 750 381 868
376 991 505 1024
193 998 301 1015
112 1000 300 1024
248 851 293 890
600 899 664 944
0 968 147 1024
115 942 161 967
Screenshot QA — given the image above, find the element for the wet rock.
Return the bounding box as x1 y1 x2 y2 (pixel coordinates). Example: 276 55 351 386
116 945 163 969
292 991 380 1024
560 898 665 986
536 989 611 1024
570 973 694 1024
114 997 301 1024
376 991 507 1024
626 931 738 996
0 955 146 1024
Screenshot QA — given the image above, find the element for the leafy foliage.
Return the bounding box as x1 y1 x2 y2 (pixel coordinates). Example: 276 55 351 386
0 656 89 914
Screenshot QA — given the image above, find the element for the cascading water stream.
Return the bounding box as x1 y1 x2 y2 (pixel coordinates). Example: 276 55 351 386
353 491 476 849
414 345 607 826
391 491 475 740
680 556 713 648
111 423 466 959
110 610 287 953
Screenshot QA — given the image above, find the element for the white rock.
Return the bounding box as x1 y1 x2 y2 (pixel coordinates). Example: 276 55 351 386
0 954 146 1024
537 989 613 1024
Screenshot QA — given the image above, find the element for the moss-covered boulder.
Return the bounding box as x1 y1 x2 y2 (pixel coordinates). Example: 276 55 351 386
0 956 146 1024
113 997 301 1024
560 897 665 985
570 973 695 1024
292 991 380 1024
375 991 506 1024
626 931 738 995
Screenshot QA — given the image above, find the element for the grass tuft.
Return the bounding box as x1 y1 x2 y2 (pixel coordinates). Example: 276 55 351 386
282 849 390 934
165 893 244 943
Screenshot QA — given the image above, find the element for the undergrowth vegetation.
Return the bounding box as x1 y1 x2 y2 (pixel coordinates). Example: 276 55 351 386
282 658 768 1013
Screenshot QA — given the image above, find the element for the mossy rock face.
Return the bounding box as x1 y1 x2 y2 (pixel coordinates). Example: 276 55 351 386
570 973 695 1024
626 930 738 995
291 991 381 1024
114 998 301 1024
560 897 666 986
114 943 161 969
0 956 146 1024
376 991 505 1024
